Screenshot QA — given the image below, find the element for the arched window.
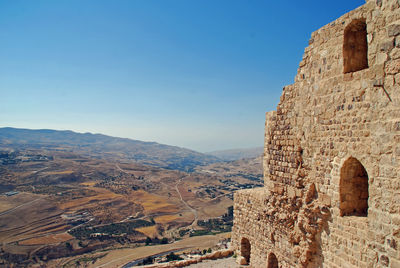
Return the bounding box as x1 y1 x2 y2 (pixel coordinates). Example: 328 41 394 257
240 237 251 265
343 19 368 73
267 253 279 268
339 157 369 217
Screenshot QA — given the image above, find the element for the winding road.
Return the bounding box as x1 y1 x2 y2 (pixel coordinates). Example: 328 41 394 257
175 175 198 227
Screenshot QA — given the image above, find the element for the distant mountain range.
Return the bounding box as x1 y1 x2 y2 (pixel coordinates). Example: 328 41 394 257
0 127 221 171
207 147 263 161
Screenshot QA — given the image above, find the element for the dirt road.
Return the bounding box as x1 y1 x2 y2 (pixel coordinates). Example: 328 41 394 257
175 175 198 226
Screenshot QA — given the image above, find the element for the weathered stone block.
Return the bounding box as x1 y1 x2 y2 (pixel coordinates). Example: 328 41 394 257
385 59 400 74
388 24 400 37
380 39 395 51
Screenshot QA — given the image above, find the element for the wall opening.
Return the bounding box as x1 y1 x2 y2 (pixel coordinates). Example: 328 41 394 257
339 157 369 217
240 237 251 265
343 19 368 73
267 253 278 268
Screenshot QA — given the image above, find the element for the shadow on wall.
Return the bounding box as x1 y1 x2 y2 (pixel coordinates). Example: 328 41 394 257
339 157 369 217
240 237 251 265
343 19 368 73
267 252 278 268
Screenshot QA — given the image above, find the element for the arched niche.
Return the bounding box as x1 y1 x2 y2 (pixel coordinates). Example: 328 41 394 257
339 157 369 217
240 237 251 265
267 252 279 268
343 19 368 73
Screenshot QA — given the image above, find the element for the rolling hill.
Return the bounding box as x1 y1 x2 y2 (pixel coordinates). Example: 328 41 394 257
0 127 221 171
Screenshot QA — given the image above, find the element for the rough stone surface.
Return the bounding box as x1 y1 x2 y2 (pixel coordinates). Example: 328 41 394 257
143 249 234 268
232 1 400 267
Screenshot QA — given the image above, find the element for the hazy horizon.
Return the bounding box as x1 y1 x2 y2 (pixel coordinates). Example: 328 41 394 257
1 0 364 152
0 126 264 154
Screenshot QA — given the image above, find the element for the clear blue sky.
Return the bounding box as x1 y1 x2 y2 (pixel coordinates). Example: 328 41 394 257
0 0 365 152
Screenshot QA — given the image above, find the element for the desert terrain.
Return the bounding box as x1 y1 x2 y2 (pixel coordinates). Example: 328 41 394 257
0 129 262 267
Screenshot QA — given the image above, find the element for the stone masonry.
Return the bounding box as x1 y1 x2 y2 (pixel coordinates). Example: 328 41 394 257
232 0 400 267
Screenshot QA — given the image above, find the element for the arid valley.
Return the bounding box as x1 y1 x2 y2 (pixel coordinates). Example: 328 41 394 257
0 128 262 267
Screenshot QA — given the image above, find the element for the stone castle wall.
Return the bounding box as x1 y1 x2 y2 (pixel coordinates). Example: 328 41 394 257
232 0 400 267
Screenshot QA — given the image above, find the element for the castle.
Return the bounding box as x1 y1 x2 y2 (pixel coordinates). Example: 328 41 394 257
232 0 400 267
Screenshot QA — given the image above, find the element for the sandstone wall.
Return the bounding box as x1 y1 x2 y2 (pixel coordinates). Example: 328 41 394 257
232 0 400 267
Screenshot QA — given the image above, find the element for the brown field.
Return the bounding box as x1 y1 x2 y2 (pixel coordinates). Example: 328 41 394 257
12 171 34 177
0 203 14 213
0 192 41 213
177 184 197 200
197 198 233 219
130 190 179 214
80 181 97 186
136 226 159 238
19 233 73 245
154 214 180 224
58 187 123 211
31 223 70 235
